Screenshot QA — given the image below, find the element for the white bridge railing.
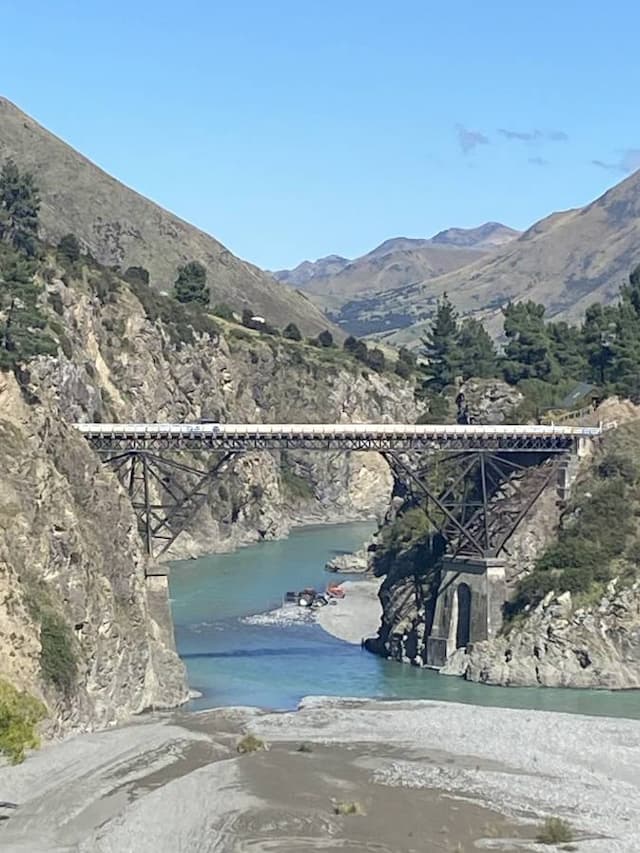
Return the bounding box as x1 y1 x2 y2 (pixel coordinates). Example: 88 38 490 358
74 422 604 439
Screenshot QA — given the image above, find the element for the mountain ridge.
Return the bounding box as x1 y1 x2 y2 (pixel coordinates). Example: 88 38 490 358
0 96 334 337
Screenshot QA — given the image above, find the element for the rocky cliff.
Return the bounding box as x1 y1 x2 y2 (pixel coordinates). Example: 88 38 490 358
0 371 188 737
1 250 420 741
443 581 640 689
28 256 419 557
368 406 640 690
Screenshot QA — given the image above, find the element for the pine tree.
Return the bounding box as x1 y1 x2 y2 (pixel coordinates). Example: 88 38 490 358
582 302 617 385
457 317 497 379
421 293 460 390
501 301 558 384
283 322 302 341
0 159 40 256
173 261 208 305
57 234 81 264
546 320 588 380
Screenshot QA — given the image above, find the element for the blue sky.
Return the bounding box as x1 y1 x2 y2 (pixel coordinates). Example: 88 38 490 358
2 0 639 269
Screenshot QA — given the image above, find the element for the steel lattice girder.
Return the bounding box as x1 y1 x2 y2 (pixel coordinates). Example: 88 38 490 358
88 434 575 453
382 450 567 559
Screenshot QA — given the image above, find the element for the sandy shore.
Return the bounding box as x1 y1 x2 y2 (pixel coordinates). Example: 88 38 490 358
1 698 639 852
316 577 383 644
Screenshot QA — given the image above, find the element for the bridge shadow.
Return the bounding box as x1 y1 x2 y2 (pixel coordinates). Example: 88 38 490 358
181 645 351 660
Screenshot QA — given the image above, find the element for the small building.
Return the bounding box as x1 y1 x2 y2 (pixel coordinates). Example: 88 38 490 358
558 382 598 411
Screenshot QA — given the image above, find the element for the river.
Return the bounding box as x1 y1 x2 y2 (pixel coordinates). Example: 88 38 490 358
169 521 640 719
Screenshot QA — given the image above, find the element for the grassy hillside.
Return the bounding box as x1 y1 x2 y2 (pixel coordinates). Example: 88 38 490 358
335 170 640 345
0 97 334 337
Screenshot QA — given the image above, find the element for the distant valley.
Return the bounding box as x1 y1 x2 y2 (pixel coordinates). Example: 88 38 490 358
272 223 519 336
275 171 640 345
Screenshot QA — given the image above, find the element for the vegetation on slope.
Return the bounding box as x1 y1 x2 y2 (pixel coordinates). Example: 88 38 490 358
419 263 640 420
0 679 46 764
507 421 640 616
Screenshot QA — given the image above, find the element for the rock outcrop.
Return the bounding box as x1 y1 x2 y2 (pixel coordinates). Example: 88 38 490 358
443 581 640 689
0 372 187 735
26 260 418 559
1 252 421 736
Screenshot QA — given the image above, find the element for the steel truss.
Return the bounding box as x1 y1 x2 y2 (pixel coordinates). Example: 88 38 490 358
102 449 236 560
86 433 576 454
382 450 566 559
99 440 568 566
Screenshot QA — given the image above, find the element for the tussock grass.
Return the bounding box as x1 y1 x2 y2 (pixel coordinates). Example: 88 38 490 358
536 817 574 845
236 734 266 754
332 800 366 816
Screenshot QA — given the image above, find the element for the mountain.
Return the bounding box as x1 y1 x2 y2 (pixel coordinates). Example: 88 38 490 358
271 254 350 287
375 169 640 346
272 223 519 335
430 222 520 249
0 97 333 337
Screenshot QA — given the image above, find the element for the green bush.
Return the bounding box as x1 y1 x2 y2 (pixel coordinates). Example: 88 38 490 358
56 234 81 264
40 611 77 695
508 422 640 616
283 322 302 341
536 817 573 845
0 679 46 764
213 302 236 322
123 266 150 286
236 734 266 753
173 261 208 305
280 459 314 500
127 276 218 347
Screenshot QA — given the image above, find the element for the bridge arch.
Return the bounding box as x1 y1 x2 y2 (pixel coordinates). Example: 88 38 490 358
455 583 472 649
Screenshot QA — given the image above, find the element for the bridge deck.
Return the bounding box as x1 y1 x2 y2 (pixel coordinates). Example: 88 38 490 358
74 422 603 453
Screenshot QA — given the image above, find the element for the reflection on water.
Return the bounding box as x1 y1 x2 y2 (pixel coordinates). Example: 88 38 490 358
169 522 640 719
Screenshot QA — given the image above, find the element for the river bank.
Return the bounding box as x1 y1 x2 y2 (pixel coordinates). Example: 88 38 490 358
1 698 639 852
316 577 383 644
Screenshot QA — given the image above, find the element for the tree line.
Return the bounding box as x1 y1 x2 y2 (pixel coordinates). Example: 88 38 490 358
422 269 640 404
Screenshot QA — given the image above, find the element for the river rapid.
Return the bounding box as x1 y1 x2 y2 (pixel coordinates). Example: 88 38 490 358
169 521 640 719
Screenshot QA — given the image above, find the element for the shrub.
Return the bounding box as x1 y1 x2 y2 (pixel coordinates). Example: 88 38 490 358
365 347 385 373
280 458 314 500
332 801 365 816
0 679 46 764
123 266 150 286
56 234 81 264
317 329 334 348
395 359 411 379
236 734 266 753
40 611 77 695
47 290 64 316
283 322 302 341
173 261 208 305
536 817 574 845
213 302 235 322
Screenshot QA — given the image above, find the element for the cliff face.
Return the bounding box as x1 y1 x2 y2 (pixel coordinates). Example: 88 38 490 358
0 371 187 734
370 406 640 690
28 259 418 557
1 253 420 737
444 581 640 689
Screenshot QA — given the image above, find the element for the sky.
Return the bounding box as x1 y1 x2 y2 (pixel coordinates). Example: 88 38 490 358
1 0 639 269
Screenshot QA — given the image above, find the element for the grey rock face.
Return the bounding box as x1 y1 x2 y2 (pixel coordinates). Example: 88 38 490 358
447 580 640 689
29 272 419 559
0 372 188 734
1 260 421 734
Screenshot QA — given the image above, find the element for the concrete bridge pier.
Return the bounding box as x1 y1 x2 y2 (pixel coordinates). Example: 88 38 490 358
425 557 507 668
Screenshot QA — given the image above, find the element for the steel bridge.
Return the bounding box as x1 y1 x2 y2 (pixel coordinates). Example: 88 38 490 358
74 422 604 561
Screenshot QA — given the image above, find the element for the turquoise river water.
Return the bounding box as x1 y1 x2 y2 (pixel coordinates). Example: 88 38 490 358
169 521 640 719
